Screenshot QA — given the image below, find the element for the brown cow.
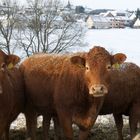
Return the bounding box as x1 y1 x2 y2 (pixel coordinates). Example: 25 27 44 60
0 50 25 140
20 46 126 140
99 62 140 140
58 62 140 140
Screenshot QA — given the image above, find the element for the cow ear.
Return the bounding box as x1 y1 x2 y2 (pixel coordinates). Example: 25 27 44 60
6 55 20 69
0 63 6 71
112 53 127 64
70 56 86 68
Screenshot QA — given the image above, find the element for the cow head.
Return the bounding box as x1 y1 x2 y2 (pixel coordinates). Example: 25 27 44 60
70 46 126 97
0 50 20 94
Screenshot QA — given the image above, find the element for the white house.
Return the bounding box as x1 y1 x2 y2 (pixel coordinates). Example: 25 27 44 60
103 10 132 28
86 15 111 29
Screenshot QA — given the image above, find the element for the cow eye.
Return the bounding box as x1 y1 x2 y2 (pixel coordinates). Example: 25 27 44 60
106 64 112 71
1 63 6 71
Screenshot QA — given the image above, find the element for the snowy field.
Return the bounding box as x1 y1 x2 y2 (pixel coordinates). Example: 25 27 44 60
10 28 140 139
13 28 140 66
73 28 140 66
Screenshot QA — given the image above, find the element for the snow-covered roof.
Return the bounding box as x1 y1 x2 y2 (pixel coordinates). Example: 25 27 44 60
101 10 134 21
84 7 93 13
129 12 136 20
102 11 115 17
104 10 131 17
133 18 140 27
114 15 130 21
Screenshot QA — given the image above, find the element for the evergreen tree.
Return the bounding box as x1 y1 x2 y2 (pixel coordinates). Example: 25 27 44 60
136 8 140 18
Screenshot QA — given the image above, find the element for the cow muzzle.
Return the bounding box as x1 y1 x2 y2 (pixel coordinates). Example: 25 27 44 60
89 84 108 97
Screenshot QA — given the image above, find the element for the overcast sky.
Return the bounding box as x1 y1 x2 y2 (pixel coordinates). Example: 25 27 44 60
66 0 140 10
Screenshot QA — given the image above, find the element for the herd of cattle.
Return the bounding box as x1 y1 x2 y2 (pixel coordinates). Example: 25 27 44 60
0 46 140 140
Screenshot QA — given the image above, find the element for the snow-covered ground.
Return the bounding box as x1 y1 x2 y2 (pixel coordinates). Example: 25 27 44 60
74 28 140 66
11 28 139 130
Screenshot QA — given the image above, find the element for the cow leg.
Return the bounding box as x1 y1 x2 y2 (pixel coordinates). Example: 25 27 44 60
42 115 51 140
0 124 10 140
129 103 139 139
25 109 37 140
113 113 124 140
57 109 73 140
129 116 137 139
0 134 5 140
79 130 89 140
53 116 63 140
4 124 10 140
43 115 64 140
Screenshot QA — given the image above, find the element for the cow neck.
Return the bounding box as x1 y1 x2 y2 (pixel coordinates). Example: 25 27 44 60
72 96 105 130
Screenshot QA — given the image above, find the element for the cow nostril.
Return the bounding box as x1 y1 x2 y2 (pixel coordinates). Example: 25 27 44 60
92 86 103 93
100 86 104 91
92 87 95 91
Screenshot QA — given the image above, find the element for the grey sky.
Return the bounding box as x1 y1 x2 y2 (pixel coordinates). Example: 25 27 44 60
68 0 140 10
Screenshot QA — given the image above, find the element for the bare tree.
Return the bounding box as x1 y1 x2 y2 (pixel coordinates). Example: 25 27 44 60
17 0 85 57
0 0 19 54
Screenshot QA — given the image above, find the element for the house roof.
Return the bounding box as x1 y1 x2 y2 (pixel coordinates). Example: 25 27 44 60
101 11 115 17
129 12 136 20
102 10 133 21
114 15 130 21
133 18 140 27
89 9 114 15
